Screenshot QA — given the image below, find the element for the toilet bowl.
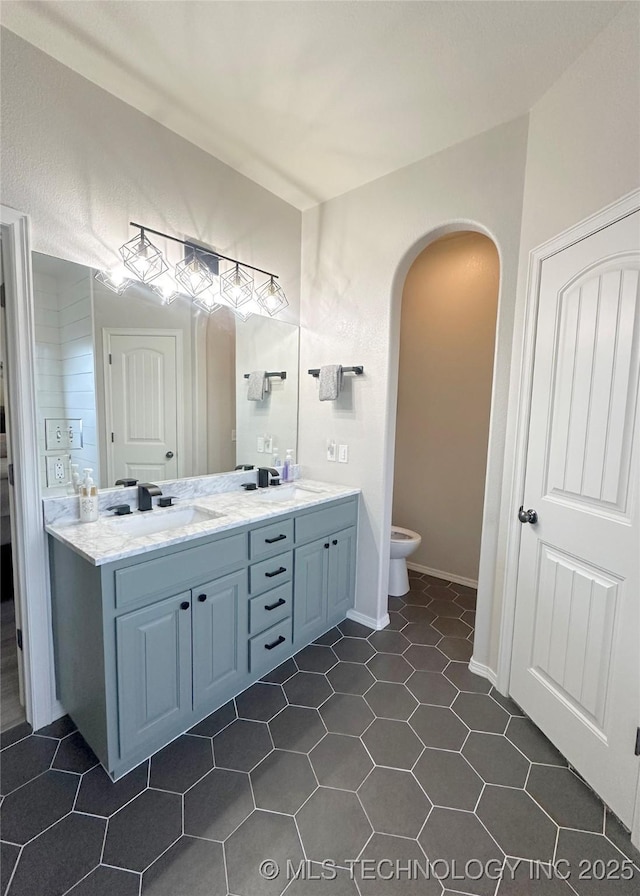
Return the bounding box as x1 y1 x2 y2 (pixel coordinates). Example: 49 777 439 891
389 526 422 596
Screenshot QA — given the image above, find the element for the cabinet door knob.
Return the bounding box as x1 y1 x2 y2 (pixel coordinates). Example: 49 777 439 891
324 543 330 549
197 593 207 602
265 635 286 651
180 601 190 611
332 539 338 546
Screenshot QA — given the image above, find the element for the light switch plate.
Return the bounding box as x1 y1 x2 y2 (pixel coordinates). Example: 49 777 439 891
45 418 83 450
257 436 265 453
263 436 273 454
327 440 336 462
338 444 349 463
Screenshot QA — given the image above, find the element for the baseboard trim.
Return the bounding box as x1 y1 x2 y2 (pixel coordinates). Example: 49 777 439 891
468 657 498 686
407 562 478 590
347 608 390 631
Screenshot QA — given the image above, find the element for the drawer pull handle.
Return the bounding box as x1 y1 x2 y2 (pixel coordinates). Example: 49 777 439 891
332 539 338 546
265 534 287 544
197 594 207 603
265 566 287 578
265 597 286 611
265 635 286 650
180 601 190 611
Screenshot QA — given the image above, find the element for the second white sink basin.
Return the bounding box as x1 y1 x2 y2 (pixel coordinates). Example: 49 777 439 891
256 484 324 503
106 505 223 537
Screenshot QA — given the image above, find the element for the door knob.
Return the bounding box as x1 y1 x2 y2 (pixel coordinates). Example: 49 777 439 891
166 451 174 459
518 506 538 524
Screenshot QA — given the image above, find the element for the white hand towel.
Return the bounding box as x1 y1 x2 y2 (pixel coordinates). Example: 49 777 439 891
247 371 270 401
318 365 343 401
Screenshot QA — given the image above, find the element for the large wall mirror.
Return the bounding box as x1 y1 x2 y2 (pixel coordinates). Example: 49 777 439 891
32 252 299 493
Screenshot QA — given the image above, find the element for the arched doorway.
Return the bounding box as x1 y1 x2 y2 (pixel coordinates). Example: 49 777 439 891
390 228 500 661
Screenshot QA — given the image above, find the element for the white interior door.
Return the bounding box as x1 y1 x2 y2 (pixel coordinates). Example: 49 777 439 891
106 332 180 484
510 211 640 828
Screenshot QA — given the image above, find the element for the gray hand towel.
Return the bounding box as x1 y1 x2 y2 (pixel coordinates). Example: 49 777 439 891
247 370 270 401
318 365 343 401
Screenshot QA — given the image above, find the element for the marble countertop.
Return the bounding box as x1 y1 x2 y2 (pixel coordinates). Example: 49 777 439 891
45 480 360 566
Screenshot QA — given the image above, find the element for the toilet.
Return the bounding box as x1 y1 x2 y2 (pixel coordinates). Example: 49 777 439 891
389 526 422 596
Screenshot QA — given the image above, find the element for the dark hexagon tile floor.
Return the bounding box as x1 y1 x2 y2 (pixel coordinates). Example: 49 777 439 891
2 577 638 896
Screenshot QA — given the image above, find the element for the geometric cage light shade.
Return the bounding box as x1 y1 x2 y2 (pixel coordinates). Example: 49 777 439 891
174 252 216 297
256 275 288 316
120 229 168 283
220 263 253 308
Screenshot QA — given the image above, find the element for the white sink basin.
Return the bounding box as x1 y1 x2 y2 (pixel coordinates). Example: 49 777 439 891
255 484 324 503
106 505 223 537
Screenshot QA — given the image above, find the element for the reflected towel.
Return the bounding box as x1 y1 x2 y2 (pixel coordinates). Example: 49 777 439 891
318 365 343 401
247 371 270 401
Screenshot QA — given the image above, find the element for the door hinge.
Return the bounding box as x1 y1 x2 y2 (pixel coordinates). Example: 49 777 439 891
108 353 112 364
16 629 23 651
7 463 14 486
635 728 640 757
0 283 6 308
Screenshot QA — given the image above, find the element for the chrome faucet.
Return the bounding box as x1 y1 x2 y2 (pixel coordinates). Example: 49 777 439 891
137 482 162 512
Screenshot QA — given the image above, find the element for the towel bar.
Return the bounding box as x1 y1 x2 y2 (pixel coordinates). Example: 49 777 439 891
243 371 287 380
308 366 364 377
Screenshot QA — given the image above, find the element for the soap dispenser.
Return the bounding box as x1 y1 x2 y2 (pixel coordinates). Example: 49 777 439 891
67 463 81 496
283 449 294 482
79 468 99 523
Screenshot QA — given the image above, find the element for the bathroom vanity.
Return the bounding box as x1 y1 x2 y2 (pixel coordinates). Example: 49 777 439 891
46 481 358 779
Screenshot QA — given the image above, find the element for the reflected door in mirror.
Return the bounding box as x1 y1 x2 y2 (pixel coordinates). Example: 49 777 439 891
106 331 180 483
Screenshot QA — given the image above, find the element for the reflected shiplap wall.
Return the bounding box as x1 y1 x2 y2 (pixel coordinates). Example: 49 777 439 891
33 260 99 490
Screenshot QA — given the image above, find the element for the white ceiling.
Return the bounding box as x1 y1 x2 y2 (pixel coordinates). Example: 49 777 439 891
1 1 623 210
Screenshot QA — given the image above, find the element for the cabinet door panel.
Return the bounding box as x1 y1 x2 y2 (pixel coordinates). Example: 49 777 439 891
117 592 192 758
294 538 328 643
193 570 248 710
328 527 357 621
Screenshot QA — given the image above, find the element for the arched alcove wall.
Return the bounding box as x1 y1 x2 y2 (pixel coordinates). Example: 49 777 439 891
393 231 499 584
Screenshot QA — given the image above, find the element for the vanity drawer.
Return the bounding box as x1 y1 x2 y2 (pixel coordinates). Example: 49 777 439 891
295 498 357 545
249 518 294 561
249 582 292 635
249 551 293 596
249 618 292 673
114 532 247 609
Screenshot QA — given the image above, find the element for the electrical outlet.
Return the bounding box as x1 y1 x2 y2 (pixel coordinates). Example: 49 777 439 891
327 440 336 462
46 454 70 487
256 436 265 453
338 444 349 463
231 429 237 441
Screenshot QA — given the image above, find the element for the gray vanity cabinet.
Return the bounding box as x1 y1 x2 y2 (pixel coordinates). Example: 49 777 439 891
116 591 193 758
192 570 248 711
293 497 358 642
49 493 358 779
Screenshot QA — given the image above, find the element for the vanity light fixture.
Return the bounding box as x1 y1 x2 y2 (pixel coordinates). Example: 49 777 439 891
96 222 288 319
120 229 168 283
256 275 288 317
